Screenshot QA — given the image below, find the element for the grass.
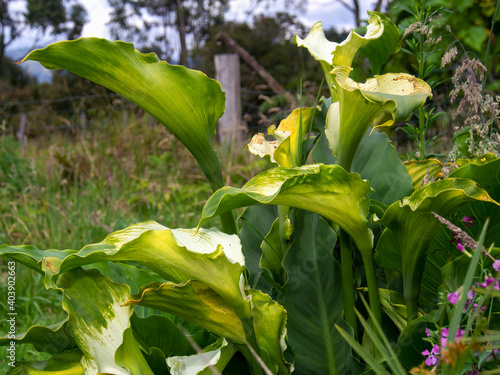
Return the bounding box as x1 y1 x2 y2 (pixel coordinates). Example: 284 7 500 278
0 113 268 370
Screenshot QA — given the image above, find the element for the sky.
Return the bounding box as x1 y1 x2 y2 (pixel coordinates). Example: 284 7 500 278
78 0 373 39
8 0 374 80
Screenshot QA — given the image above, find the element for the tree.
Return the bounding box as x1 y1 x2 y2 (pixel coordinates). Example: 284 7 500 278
0 0 89 78
106 0 228 66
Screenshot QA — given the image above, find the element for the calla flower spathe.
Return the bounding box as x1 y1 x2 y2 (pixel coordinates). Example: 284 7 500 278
247 107 316 167
294 12 400 99
325 66 432 170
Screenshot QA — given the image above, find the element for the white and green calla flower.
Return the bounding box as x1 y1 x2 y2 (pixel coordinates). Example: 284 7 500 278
326 66 432 170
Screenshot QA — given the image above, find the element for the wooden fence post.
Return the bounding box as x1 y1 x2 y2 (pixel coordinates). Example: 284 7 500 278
17 113 27 147
214 53 246 143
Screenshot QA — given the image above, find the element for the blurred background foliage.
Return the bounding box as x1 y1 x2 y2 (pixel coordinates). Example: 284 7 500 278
1 0 500 369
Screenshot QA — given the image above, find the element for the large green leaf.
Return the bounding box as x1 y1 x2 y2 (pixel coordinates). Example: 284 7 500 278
250 289 290 375
57 268 153 374
278 211 361 374
326 66 431 170
239 205 278 293
125 280 247 343
0 245 75 275
200 164 374 254
39 222 249 318
351 128 414 205
6 349 84 374
259 216 293 287
374 178 499 322
21 38 225 190
450 157 500 201
0 320 74 355
394 310 441 370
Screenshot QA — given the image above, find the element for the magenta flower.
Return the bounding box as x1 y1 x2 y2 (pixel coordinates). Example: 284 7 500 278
477 277 500 290
425 328 431 337
493 260 500 272
447 291 459 305
440 327 465 347
457 243 465 252
422 344 441 366
462 216 476 227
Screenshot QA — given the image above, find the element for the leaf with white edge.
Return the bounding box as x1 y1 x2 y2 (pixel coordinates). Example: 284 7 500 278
200 164 374 255
373 178 499 322
57 268 153 375
21 38 226 189
41 222 248 318
0 245 76 275
326 66 431 170
250 289 291 375
125 280 247 343
167 338 236 375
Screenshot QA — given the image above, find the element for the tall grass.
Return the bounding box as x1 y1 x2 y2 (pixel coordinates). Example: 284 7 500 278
0 114 268 369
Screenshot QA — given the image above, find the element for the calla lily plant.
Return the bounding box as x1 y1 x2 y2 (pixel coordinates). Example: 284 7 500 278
1 9 500 375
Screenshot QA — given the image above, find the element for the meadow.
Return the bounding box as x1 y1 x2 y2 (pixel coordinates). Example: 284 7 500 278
0 115 267 369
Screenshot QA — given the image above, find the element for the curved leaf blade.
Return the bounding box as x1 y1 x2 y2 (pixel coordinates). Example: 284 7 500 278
43 222 248 316
57 268 153 374
200 164 374 253
21 38 225 189
125 280 247 343
374 178 499 321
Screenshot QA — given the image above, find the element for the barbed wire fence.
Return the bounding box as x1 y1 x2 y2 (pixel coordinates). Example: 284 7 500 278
0 84 454 150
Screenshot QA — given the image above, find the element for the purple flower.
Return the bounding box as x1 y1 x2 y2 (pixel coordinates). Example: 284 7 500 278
425 328 431 337
477 277 500 290
447 291 459 305
422 344 440 366
457 243 465 252
468 289 476 299
440 327 465 347
493 260 500 272
462 216 476 227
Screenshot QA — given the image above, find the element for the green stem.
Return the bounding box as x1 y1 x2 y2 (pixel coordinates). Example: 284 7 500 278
207 171 238 235
360 250 382 328
340 229 358 336
482 0 500 95
236 344 266 375
418 107 426 160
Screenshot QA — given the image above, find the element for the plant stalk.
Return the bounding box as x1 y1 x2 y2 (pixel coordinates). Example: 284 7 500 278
360 250 382 328
340 229 358 336
482 0 500 95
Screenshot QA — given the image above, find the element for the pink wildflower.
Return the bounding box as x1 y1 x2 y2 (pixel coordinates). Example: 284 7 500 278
440 327 465 348
422 344 441 366
462 216 476 227
477 277 500 290
447 291 459 305
493 259 500 272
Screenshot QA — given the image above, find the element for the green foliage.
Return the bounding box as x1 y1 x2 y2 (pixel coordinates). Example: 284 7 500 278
2 7 500 375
